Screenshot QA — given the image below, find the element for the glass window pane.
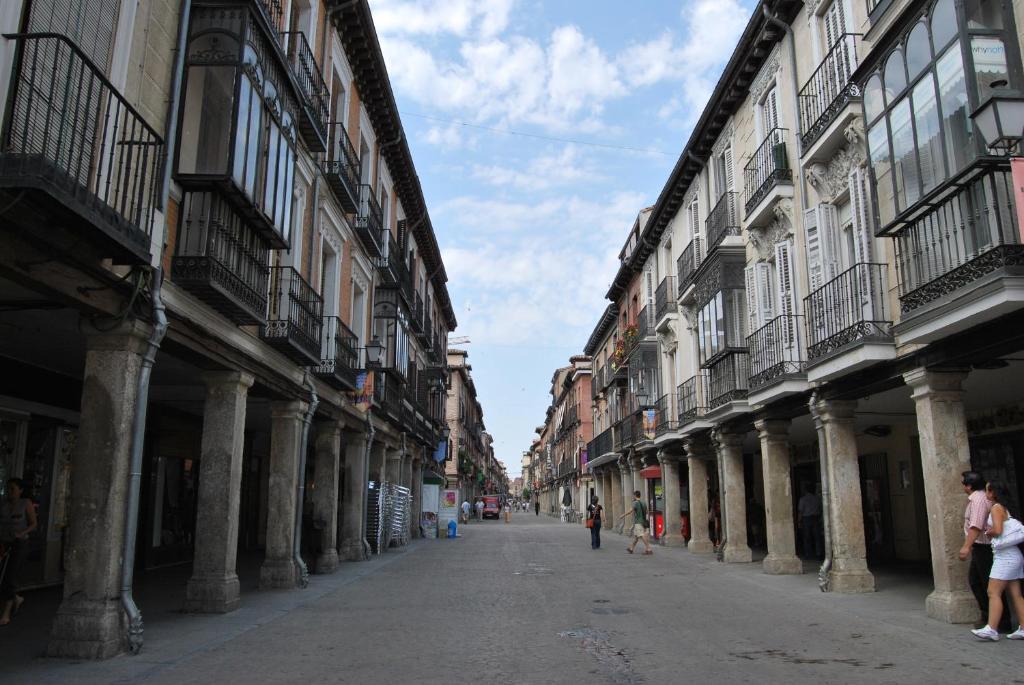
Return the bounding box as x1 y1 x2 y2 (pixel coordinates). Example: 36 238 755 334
965 0 1003 30
972 37 1009 101
245 88 262 198
865 74 885 121
937 42 976 174
912 76 944 192
931 0 957 50
906 23 931 80
178 66 235 175
714 292 726 354
869 121 896 226
890 98 919 210
884 50 907 98
263 124 280 219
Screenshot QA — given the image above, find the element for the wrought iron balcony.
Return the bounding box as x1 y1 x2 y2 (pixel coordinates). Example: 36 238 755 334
655 276 677 322
706 192 740 254
556 458 576 479
323 123 360 213
376 233 413 303
315 316 359 390
747 314 805 390
372 368 404 420
804 263 891 364
743 128 792 217
635 305 656 341
676 238 703 296
613 413 636 451
677 375 708 425
260 266 324 365
171 191 270 325
588 427 614 461
255 0 284 32
0 33 163 265
654 394 676 436
423 310 434 348
411 292 424 334
798 34 861 152
280 31 328 151
706 352 750 410
355 184 385 258
893 162 1024 316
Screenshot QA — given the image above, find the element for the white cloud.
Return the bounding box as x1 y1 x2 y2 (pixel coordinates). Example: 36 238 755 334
470 145 603 191
369 0 514 38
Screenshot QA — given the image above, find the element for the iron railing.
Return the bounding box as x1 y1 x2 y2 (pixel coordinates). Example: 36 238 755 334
323 122 360 212
798 34 861 151
677 375 708 424
256 0 284 31
893 161 1023 314
355 184 385 257
706 352 750 410
280 31 328 150
591 367 603 399
655 276 677 321
262 266 323 364
636 305 656 340
804 262 891 362
316 316 359 388
743 128 792 216
747 314 805 390
613 413 636 450
654 393 676 436
0 33 163 262
378 232 413 302
172 191 269 324
676 238 703 296
411 292 424 333
706 192 740 253
588 427 614 460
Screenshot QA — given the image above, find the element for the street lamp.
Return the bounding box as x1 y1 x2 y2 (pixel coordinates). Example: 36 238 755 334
971 85 1024 153
365 337 385 366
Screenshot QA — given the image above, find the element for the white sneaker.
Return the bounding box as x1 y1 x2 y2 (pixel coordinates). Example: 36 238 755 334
1007 628 1024 640
972 626 1000 641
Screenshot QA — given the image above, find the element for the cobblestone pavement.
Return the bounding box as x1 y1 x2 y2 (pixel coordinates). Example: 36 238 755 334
10 513 1024 684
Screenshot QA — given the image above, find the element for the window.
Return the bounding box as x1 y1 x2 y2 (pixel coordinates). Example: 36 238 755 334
760 85 781 137
714 146 734 198
697 289 745 365
861 0 1022 230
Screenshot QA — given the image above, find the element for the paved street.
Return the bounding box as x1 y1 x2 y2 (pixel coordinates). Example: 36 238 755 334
10 513 1024 685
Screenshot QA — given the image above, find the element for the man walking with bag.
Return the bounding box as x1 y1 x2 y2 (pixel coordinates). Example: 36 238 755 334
618 490 653 555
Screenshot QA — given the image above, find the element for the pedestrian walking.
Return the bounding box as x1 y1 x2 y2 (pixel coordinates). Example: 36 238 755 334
1 478 37 626
587 496 603 550
971 480 1024 641
475 498 484 522
617 490 652 555
959 471 1012 632
461 499 471 525
797 484 824 558
534 500 539 516
503 501 511 524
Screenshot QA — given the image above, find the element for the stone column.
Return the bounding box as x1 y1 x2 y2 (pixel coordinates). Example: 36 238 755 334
385 448 402 485
310 420 342 574
905 368 976 622
631 454 645 498
618 457 633 534
714 429 752 563
184 370 255 612
685 438 714 554
259 399 307 589
658 450 685 547
594 469 604 508
754 418 802 575
813 399 874 593
48 319 151 659
340 431 368 561
607 468 620 529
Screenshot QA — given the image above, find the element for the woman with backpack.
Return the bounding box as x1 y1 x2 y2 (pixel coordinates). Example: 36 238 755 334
587 496 603 549
972 480 1024 641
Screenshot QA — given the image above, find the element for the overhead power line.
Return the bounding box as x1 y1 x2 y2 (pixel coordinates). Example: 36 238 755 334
399 111 673 156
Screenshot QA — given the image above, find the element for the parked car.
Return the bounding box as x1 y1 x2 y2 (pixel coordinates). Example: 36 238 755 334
482 496 500 519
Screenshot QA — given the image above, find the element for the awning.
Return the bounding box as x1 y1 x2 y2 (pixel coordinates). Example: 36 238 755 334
640 465 661 479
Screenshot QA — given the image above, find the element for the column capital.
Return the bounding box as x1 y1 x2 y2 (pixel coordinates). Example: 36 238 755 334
903 366 969 399
810 398 857 424
201 369 255 391
82 317 153 355
617 455 631 473
656 449 680 466
314 418 343 440
712 428 744 450
683 437 715 461
754 417 790 442
270 399 308 420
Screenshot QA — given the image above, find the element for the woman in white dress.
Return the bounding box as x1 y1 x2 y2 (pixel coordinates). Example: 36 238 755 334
972 480 1024 641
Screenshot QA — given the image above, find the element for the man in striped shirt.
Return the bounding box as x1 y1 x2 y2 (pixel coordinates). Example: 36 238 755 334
959 471 1010 631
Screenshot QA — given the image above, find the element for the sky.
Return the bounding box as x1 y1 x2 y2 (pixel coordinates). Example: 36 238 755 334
369 0 756 478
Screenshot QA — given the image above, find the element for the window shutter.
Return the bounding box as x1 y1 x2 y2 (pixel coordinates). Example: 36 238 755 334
764 87 780 133
775 240 798 350
755 261 774 327
819 203 842 283
803 206 823 293
849 167 877 319
723 146 735 192
744 265 758 335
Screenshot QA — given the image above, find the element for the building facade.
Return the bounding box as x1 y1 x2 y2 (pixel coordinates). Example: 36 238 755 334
445 349 505 502
0 0 455 659
586 0 1024 624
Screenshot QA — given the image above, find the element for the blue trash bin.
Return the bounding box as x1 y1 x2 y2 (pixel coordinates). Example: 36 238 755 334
447 519 458 538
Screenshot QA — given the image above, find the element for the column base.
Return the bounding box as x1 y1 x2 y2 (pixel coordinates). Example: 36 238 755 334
830 568 876 593
763 554 803 575
48 598 125 659
184 574 241 613
340 540 368 562
723 544 753 563
259 558 297 589
661 533 686 548
926 588 978 623
315 550 339 574
688 538 714 554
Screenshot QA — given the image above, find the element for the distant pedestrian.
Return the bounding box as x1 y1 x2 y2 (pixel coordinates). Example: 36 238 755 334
1 478 37 626
461 499 471 524
534 500 540 516
618 490 652 555
959 471 1011 632
587 496 603 550
475 498 484 522
797 484 824 558
971 480 1024 641
503 501 511 524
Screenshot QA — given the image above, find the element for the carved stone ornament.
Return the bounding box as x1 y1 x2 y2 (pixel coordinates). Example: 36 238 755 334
750 45 782 105
658 324 678 354
748 198 794 260
680 303 698 330
806 118 867 203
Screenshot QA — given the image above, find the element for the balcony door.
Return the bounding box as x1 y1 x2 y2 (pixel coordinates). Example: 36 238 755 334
713 146 734 199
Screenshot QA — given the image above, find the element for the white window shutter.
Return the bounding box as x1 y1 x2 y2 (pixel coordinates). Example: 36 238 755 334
803 206 823 293
744 265 758 335
764 87 780 133
849 167 873 265
755 261 774 328
774 239 798 350
819 203 842 282
724 146 735 192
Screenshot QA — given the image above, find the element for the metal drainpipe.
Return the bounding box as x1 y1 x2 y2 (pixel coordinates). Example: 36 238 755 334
159 0 191 214
293 371 319 588
715 445 727 563
809 393 834 591
762 6 809 217
361 413 375 558
120 268 168 653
